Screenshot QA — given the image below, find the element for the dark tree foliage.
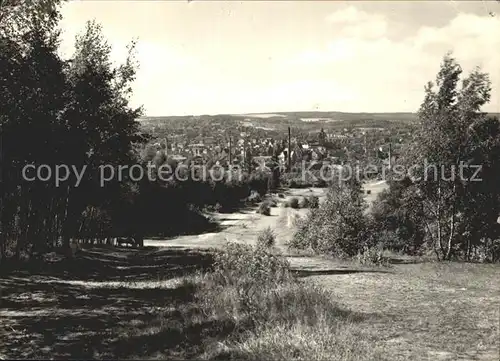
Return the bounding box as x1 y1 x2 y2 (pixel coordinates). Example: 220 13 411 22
0 4 150 262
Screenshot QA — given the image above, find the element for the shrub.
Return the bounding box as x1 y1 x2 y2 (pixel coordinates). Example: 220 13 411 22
355 244 390 267
247 190 262 204
267 198 278 207
370 180 427 255
290 180 370 257
366 189 372 195
249 171 271 196
288 197 300 209
214 243 291 287
313 177 328 188
299 196 310 208
257 202 271 216
308 195 320 209
257 227 276 249
278 193 285 198
209 243 292 316
190 242 380 361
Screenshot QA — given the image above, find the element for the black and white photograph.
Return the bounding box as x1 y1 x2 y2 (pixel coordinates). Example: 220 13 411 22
0 0 499 359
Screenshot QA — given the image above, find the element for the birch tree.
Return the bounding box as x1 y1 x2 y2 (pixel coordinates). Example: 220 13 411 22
408 54 500 261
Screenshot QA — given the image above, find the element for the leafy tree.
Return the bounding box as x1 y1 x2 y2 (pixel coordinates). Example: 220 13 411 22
371 178 426 255
399 54 500 261
60 20 144 252
0 0 63 42
1 2 68 259
0 6 147 262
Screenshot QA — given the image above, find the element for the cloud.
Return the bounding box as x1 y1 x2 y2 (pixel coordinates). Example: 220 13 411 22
288 7 500 112
326 6 387 39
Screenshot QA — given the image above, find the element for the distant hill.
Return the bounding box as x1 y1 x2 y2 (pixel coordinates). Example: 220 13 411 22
139 112 419 124
138 111 500 130
245 111 418 123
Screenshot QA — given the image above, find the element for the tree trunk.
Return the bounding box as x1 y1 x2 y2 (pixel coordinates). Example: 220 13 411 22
17 198 32 260
466 237 471 262
0 230 5 266
444 182 457 261
436 183 443 258
62 185 72 257
445 212 455 260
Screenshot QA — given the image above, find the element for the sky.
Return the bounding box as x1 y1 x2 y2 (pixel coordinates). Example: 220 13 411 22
58 0 500 116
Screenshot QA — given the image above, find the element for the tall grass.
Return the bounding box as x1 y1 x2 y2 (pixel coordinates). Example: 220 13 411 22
183 242 380 360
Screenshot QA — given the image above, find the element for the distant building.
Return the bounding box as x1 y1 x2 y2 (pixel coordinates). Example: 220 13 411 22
189 143 205 157
170 155 187 162
318 128 326 145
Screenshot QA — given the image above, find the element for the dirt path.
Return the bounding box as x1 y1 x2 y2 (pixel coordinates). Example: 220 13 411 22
144 181 388 271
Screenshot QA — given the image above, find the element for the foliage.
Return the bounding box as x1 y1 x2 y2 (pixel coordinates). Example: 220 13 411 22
256 227 276 249
257 202 272 216
210 242 291 316
290 177 370 257
299 196 310 208
247 190 262 204
0 8 149 261
355 243 390 267
288 197 300 209
214 242 291 287
370 178 427 255
308 195 320 209
387 54 500 262
249 170 273 196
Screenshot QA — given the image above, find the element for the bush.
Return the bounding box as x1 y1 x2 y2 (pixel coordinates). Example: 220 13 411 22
185 241 381 361
267 198 278 207
249 171 271 196
355 244 390 267
278 193 285 198
313 177 328 188
210 243 292 316
247 190 262 204
308 195 320 209
366 190 372 195
214 243 291 287
288 197 300 209
257 227 276 249
299 196 310 208
290 180 370 257
257 202 271 216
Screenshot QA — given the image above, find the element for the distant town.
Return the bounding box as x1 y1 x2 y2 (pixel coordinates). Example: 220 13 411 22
139 112 419 171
